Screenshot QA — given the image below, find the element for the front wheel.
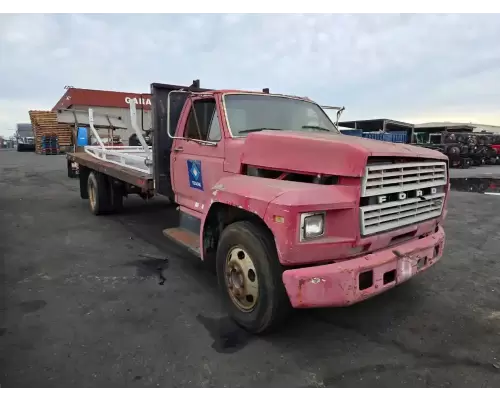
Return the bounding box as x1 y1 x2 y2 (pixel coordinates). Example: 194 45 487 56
167 195 178 207
216 220 291 334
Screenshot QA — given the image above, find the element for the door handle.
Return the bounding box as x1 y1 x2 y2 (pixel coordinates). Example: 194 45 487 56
173 147 184 152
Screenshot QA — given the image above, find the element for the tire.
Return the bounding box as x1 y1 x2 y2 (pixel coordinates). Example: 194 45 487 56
17 144 23 152
216 220 291 334
87 171 112 215
110 182 124 213
128 134 140 146
79 170 89 199
67 159 76 178
168 195 178 206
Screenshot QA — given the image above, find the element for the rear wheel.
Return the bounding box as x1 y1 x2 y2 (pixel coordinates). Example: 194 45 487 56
110 182 124 213
67 159 77 178
216 220 291 334
128 134 140 146
87 171 112 215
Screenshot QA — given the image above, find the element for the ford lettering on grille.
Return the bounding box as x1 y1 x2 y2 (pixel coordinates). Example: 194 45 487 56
360 161 447 236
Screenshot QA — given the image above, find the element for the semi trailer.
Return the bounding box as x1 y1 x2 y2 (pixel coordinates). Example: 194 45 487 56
66 80 449 334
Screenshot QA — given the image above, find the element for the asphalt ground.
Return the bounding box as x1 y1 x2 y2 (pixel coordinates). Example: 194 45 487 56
1 149 500 387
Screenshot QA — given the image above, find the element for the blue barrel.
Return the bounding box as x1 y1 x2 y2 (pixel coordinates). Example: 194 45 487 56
362 131 408 143
77 127 89 146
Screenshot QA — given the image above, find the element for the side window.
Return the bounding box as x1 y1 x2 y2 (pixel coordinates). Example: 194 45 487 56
184 99 220 142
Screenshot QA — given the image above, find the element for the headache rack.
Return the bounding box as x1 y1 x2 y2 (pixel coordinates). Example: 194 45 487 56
83 101 153 175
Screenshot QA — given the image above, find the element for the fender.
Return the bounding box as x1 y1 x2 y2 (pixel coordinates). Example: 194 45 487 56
199 174 360 264
199 174 299 259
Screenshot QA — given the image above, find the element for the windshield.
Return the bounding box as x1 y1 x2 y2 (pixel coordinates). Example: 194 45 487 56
223 94 339 137
17 130 33 137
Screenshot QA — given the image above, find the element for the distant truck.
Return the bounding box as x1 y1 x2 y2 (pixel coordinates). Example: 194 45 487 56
16 123 35 152
67 80 449 334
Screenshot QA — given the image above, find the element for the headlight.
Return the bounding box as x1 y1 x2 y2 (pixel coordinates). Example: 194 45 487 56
300 212 325 241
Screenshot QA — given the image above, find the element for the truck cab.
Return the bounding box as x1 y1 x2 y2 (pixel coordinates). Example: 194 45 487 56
15 123 35 152
151 82 449 334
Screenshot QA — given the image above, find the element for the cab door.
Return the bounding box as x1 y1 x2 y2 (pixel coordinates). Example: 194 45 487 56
171 96 225 215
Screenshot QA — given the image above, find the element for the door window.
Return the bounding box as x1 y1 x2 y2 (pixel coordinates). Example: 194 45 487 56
184 99 221 142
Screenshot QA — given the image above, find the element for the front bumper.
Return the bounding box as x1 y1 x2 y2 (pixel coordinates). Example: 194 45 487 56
282 226 445 308
18 143 35 150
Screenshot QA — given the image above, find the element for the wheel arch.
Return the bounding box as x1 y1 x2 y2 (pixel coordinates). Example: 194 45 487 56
201 201 277 262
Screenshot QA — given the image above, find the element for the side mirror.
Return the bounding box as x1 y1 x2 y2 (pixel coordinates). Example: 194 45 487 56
166 89 189 139
321 105 345 128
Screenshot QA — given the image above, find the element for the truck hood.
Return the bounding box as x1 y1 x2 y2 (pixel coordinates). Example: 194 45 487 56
241 130 447 177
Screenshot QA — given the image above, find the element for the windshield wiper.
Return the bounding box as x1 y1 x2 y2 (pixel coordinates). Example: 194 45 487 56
238 128 283 134
301 125 332 132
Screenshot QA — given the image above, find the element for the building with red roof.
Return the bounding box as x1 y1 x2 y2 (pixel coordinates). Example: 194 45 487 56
52 87 152 140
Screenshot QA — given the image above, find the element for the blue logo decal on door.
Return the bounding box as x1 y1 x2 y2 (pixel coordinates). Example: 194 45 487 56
187 159 204 191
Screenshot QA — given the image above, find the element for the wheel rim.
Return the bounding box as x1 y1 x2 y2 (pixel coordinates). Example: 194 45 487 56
88 180 96 210
224 246 259 312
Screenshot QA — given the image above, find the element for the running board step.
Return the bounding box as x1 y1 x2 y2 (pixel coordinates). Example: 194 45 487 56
162 227 201 257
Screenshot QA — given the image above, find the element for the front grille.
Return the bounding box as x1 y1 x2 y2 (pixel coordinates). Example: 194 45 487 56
360 160 447 236
361 161 447 197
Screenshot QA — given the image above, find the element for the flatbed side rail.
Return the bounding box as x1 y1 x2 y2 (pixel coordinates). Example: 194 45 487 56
84 146 153 175
69 151 154 191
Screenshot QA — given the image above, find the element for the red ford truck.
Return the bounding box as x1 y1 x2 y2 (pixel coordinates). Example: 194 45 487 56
68 80 449 334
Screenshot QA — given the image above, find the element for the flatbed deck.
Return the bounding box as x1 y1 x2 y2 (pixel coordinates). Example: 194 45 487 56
68 151 154 191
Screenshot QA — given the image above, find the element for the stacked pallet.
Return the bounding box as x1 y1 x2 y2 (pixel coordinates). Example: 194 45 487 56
29 110 73 155
39 136 59 155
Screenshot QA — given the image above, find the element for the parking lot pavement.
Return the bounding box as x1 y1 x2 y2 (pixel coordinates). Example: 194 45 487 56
1 149 500 388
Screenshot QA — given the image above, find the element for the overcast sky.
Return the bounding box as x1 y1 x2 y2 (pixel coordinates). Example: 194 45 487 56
1 13 500 135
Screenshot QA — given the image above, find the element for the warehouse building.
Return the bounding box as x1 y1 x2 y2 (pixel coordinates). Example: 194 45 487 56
339 118 415 134
338 118 415 143
52 87 152 142
414 122 500 134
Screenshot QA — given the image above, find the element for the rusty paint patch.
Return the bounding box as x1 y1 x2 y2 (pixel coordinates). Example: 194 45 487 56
163 228 200 257
297 278 306 305
166 228 199 247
